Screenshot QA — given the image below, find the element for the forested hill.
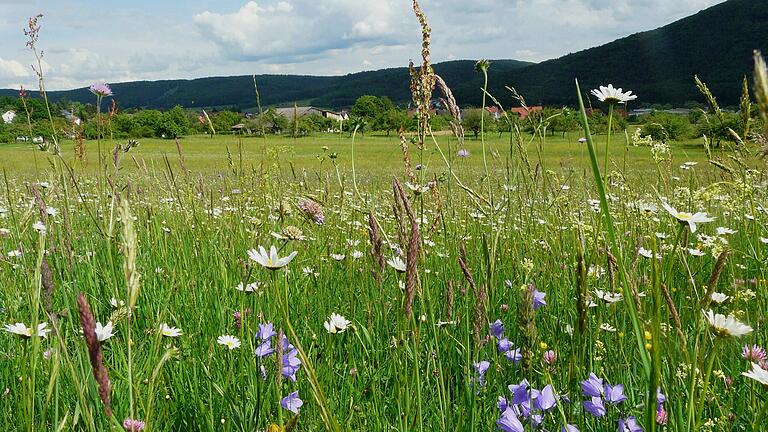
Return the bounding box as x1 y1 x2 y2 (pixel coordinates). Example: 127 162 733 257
1 0 765 109
484 0 768 107
0 60 532 111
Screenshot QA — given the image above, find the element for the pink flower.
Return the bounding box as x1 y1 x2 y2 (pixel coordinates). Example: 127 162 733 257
743 345 767 362
89 83 113 97
543 350 557 365
123 418 145 431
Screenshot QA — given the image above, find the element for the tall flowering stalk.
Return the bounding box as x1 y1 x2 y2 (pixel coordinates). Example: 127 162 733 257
118 197 140 426
90 83 113 166
590 84 636 185
77 293 112 417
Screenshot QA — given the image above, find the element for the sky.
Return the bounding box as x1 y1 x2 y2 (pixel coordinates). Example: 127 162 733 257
0 0 725 90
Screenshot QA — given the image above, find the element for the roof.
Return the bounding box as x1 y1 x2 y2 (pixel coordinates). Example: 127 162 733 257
275 106 323 118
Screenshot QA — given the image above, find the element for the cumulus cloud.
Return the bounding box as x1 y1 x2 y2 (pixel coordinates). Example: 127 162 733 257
193 1 413 62
0 57 29 78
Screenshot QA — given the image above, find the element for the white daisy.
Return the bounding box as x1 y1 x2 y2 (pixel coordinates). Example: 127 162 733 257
743 363 768 386
704 309 752 337
110 297 125 308
688 248 705 257
594 289 623 304
591 84 637 104
716 227 736 235
662 202 715 233
330 253 346 261
387 256 407 273
217 335 241 350
323 313 351 334
235 281 261 293
247 246 298 270
638 247 654 259
160 323 183 337
32 221 46 233
4 322 50 338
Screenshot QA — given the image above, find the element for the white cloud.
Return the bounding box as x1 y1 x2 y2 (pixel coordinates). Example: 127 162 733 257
0 57 29 78
193 1 412 62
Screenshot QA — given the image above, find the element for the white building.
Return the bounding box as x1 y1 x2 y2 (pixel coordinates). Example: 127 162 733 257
2 110 15 124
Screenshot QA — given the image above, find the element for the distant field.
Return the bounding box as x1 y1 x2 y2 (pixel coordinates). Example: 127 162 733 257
0 131 714 182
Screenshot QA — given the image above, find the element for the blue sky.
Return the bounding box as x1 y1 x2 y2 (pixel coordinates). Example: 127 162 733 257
0 0 724 90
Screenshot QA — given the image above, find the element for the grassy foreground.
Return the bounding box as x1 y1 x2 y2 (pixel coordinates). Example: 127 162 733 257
0 129 766 431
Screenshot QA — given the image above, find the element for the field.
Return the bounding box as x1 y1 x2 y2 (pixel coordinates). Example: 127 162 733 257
1 122 767 432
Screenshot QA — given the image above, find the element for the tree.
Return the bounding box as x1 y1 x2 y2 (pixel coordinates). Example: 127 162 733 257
642 111 692 141
351 95 394 128
212 111 242 132
462 109 495 139
374 108 407 136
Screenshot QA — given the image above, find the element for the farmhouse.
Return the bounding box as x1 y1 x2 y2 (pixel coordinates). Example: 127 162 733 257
274 106 346 121
2 110 15 124
508 106 543 119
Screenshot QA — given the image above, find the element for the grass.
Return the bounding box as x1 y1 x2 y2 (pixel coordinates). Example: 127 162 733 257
0 128 766 432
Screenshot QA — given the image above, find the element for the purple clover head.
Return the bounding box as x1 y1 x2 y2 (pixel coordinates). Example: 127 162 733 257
580 373 604 397
604 383 627 405
122 419 145 431
280 391 303 414
89 83 113 97
490 319 505 339
583 396 606 417
496 407 524 432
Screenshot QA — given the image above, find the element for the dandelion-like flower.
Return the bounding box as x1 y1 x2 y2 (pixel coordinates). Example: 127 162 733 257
661 202 715 233
217 335 241 350
591 84 637 104
89 83 113 97
704 309 752 337
323 313 351 334
247 246 298 270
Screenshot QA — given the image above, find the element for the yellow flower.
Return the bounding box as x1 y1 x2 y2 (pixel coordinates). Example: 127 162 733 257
539 342 548 350
644 331 652 341
645 343 652 351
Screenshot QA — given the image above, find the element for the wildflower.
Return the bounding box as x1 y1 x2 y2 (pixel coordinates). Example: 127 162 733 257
254 323 275 342
578 137 587 143
581 373 604 397
704 309 752 337
387 256 406 272
509 379 530 404
532 288 546 310
497 407 524 432
110 297 125 308
661 202 715 233
247 246 298 270
490 319 505 339
594 289 622 304
280 391 303 414
590 84 637 104
32 221 46 233
254 340 275 358
743 363 768 386
618 417 643 432
716 227 736 235
710 292 729 304
406 182 431 194
3 322 50 338
532 384 557 411
297 199 325 224
604 384 627 405
330 253 346 261
457 148 470 157
271 225 305 241
583 396 606 417
542 350 557 365
122 418 145 431
89 83 113 97
656 406 669 425
235 281 261 293
324 313 351 334
505 348 522 364
473 360 490 387
743 345 767 362
282 347 302 381
160 324 182 337
95 321 115 342
688 248 705 257
217 335 241 350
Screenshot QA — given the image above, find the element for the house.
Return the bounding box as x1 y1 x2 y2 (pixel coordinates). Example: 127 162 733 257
2 110 15 124
274 106 346 121
231 123 248 134
60 109 82 125
485 106 503 120
508 106 543 120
